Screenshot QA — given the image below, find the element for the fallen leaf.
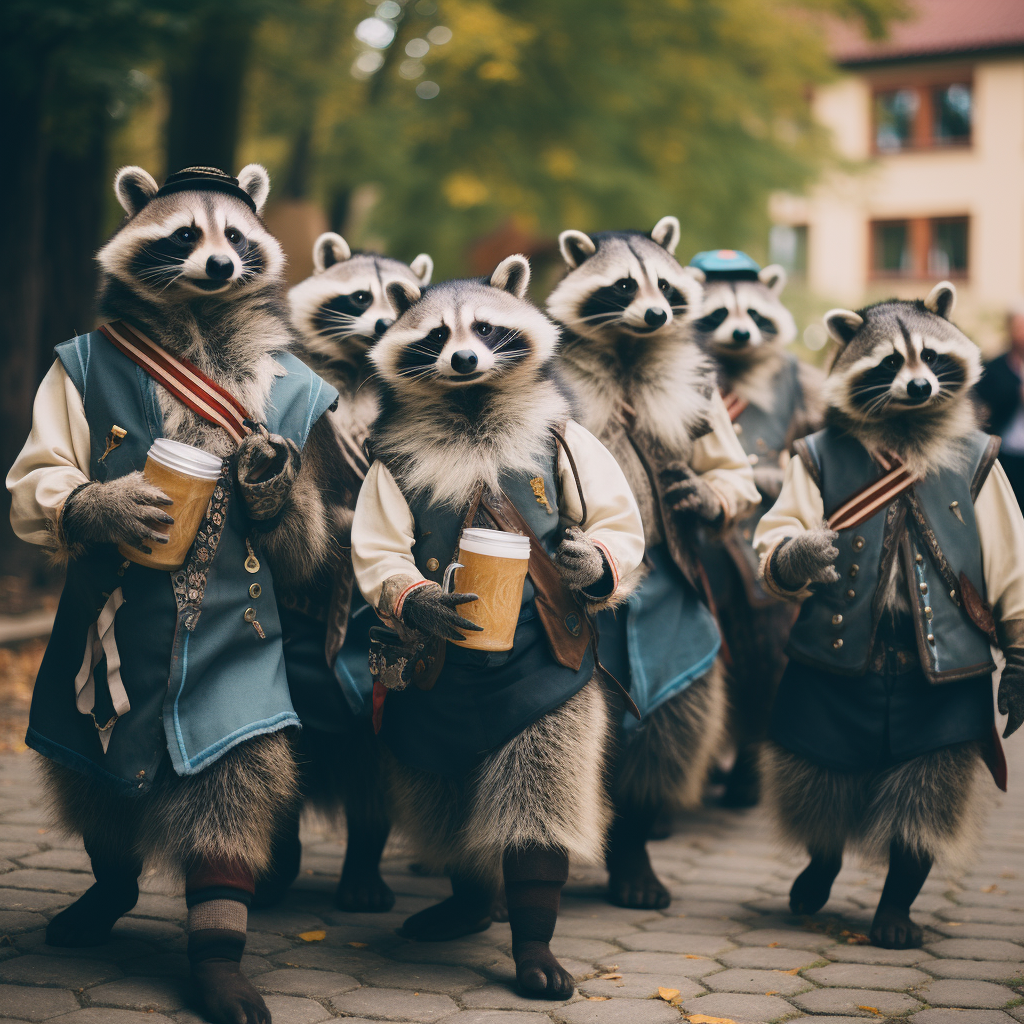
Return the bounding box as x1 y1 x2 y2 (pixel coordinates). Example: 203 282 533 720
768 941 780 947
587 996 610 1001
981 884 1007 895
778 968 801 975
857 1006 882 1016
297 930 326 942
1001 870 1017 879
765 990 779 995
684 954 705 959
347 941 369 948
946 921 962 926
658 987 681 1001
685 1015 739 1024
598 972 622 980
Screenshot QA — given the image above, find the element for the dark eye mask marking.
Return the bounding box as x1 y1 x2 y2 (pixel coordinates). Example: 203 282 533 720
748 308 778 335
693 308 728 333
579 283 638 325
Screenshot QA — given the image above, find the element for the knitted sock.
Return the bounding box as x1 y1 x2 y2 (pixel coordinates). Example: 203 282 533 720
186 857 269 1024
503 846 574 1000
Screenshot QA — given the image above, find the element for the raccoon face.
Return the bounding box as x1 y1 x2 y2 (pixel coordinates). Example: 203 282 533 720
289 233 433 363
691 265 797 357
373 255 558 395
823 282 979 422
98 165 282 303
546 217 703 346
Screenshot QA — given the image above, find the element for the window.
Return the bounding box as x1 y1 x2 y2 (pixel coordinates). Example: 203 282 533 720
870 216 969 279
768 224 807 277
873 80 972 152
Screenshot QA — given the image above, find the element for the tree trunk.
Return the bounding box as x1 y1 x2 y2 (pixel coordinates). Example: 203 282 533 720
165 10 255 176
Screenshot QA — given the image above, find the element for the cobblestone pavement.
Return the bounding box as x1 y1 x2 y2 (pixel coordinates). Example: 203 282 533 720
1 744 1022 1024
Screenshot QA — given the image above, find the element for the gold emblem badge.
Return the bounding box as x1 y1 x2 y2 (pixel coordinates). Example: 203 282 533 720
530 477 553 514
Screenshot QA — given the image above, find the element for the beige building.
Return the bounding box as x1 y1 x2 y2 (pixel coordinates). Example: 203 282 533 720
770 0 1024 354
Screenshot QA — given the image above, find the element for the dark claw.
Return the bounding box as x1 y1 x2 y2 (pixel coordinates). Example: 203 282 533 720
140 545 152 554
157 513 175 525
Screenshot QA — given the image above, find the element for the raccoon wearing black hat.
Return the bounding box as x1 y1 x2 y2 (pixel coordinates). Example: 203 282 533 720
547 218 759 909
7 165 348 1023
688 249 825 807
350 255 645 997
755 282 1024 948
249 235 434 913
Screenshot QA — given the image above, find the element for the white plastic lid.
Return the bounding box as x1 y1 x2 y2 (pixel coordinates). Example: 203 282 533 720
459 527 530 560
147 437 223 480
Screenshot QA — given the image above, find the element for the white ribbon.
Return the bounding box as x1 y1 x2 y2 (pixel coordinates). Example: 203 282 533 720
74 588 129 753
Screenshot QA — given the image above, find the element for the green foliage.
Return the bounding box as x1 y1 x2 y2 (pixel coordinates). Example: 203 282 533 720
246 0 905 276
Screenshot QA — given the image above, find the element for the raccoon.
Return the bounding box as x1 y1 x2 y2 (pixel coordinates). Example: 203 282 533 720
253 237 434 914
351 256 645 997
754 283 1024 949
8 165 347 1024
687 251 824 807
288 233 433 446
548 219 758 909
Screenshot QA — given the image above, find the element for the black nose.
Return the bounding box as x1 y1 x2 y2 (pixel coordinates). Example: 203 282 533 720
907 377 932 402
375 318 393 337
206 254 234 280
732 328 751 343
644 308 667 328
450 349 479 375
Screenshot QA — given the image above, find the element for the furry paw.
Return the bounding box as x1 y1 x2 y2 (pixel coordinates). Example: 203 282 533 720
400 895 492 941
236 427 300 520
402 585 483 642
997 663 1024 738
789 855 842 915
335 867 396 913
61 471 173 552
870 905 923 949
191 959 270 1024
513 940 575 1000
772 530 839 590
45 879 140 947
553 526 606 592
752 464 785 504
661 462 723 525
607 864 671 909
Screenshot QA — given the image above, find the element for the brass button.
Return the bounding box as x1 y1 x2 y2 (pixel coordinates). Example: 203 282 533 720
846 589 856 600
833 639 844 649
734 422 743 434
919 583 928 594
852 536 865 551
915 553 923 564
927 633 935 644
135 770 145 779
243 607 257 623
748 453 759 465
249 583 262 599
426 557 440 572
849 564 859 578
832 614 843 626
924 605 932 618
950 500 959 508
950 589 957 600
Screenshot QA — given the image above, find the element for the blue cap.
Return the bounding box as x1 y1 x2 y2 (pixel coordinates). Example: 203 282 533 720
689 249 761 278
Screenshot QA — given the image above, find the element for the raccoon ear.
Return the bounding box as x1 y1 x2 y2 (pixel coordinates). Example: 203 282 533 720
490 254 531 298
651 215 681 255
386 279 420 318
824 308 864 346
924 280 956 320
758 263 787 296
114 166 158 216
409 253 433 285
681 265 705 284
236 164 271 213
558 230 596 269
313 233 351 273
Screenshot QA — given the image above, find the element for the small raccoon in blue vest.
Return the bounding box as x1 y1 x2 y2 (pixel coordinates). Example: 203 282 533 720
350 255 645 998
755 282 1024 949
7 165 346 1023
547 219 760 909
687 249 825 807
250 236 434 913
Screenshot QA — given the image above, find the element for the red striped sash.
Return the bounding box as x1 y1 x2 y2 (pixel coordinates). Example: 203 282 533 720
99 320 252 445
720 390 749 422
827 451 917 532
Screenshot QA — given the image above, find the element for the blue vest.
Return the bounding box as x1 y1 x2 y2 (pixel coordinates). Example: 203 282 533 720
27 330 337 792
786 427 997 683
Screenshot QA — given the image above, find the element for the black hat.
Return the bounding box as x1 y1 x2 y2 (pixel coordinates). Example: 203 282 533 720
154 166 258 213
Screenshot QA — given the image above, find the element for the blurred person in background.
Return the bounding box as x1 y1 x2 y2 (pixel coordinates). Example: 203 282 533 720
975 302 1024 505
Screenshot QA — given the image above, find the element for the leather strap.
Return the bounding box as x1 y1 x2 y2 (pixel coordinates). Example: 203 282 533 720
828 452 917 532
99 320 253 445
551 426 586 526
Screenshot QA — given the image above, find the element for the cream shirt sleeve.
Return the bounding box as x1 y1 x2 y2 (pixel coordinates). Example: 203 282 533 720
557 419 645 590
6 360 92 547
753 453 825 568
351 460 421 614
975 460 1024 632
691 390 759 523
